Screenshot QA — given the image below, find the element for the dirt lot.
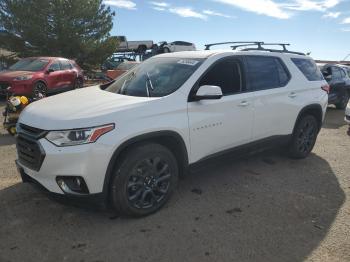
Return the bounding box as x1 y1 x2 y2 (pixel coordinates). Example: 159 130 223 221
0 101 349 262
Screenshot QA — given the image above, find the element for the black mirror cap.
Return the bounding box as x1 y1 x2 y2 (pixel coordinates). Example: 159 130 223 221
47 69 55 74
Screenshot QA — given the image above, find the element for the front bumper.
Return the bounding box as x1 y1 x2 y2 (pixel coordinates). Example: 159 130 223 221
16 162 106 208
16 130 116 196
0 80 33 96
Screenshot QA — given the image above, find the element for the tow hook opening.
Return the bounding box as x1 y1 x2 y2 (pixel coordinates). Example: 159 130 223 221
56 176 90 195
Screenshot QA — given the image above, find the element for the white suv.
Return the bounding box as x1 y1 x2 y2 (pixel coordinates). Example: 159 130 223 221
15 43 328 216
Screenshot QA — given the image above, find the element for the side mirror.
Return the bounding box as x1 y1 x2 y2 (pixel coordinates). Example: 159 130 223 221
47 68 54 74
194 85 223 101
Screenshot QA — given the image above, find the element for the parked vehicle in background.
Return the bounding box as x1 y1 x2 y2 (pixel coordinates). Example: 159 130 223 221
15 42 328 217
106 61 140 80
159 41 196 53
338 64 350 77
0 57 84 98
101 56 135 71
318 64 350 109
115 36 153 54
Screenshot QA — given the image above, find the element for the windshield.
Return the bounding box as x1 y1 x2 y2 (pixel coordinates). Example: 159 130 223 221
106 57 204 97
9 58 49 72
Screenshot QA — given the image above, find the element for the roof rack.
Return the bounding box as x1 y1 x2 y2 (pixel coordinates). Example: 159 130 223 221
204 41 306 56
204 41 263 50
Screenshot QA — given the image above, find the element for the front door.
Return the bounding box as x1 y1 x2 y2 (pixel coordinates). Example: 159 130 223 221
187 57 254 162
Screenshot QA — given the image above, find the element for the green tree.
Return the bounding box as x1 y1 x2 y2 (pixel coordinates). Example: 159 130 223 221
0 0 117 69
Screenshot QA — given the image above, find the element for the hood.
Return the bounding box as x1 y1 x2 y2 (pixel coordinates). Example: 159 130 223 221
19 86 157 130
0 70 35 80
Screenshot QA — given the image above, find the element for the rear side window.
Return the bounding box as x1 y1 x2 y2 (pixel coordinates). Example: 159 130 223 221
246 56 290 91
291 58 324 81
60 60 73 70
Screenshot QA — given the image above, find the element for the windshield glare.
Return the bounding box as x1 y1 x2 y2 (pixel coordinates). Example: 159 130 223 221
106 57 204 97
9 58 49 72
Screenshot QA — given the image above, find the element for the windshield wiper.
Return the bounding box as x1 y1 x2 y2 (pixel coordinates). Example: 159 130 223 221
145 72 154 97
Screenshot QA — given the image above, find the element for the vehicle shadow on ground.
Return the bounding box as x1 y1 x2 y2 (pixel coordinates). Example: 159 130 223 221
0 133 15 146
0 150 344 262
323 107 347 129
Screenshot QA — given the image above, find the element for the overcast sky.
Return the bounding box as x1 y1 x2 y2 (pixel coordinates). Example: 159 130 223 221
104 0 350 60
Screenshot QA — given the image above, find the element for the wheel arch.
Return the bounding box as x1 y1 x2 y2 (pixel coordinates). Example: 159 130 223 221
293 104 324 133
102 131 189 199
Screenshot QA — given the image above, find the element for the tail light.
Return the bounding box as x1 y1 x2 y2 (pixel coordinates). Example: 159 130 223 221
321 85 330 94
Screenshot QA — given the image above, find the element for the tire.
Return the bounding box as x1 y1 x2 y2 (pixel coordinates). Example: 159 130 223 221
74 78 83 89
163 47 170 53
335 92 349 110
32 81 47 98
110 143 179 217
288 115 319 159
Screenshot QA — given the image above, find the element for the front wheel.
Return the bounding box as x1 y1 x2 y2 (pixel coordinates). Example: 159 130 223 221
110 143 178 217
288 115 319 159
32 82 47 98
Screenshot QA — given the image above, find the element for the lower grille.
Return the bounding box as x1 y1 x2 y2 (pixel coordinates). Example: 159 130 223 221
0 81 10 90
16 125 46 171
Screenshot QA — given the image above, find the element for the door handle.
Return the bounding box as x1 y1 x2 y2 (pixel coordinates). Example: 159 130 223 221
239 101 249 107
288 92 297 98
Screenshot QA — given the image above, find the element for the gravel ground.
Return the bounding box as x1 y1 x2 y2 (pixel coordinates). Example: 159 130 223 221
0 100 349 262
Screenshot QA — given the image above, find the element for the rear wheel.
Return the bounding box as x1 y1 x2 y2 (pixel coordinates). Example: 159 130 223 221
110 143 178 217
288 115 319 159
335 92 349 110
74 78 83 89
163 47 170 53
32 82 47 98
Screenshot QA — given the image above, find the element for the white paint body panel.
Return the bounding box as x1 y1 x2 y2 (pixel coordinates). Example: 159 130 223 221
17 50 328 195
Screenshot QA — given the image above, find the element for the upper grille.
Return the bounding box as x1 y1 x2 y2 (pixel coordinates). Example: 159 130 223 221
16 124 47 171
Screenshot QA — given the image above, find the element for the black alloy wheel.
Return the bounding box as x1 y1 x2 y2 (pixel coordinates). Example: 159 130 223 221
288 115 318 159
110 143 178 217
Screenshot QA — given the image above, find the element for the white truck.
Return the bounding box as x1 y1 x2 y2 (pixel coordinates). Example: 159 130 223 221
115 36 154 53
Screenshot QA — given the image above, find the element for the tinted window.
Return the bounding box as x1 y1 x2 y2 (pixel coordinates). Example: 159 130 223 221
340 68 346 78
291 58 324 81
106 57 204 97
60 60 73 70
199 59 242 95
49 61 61 71
332 67 342 80
246 56 289 91
9 58 49 72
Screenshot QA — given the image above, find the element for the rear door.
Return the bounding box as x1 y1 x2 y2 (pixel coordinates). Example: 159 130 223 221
46 60 62 90
245 55 298 140
59 59 76 88
187 56 255 162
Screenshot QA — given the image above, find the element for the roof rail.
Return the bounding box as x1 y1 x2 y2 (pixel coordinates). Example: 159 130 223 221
204 41 305 56
204 41 264 50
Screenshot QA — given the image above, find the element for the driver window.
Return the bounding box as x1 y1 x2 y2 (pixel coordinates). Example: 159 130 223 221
199 59 242 95
49 61 61 71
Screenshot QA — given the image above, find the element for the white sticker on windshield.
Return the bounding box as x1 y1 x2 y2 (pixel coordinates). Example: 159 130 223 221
177 59 199 66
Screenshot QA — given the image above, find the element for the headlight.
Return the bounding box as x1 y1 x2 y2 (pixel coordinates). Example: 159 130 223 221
14 75 33 81
46 124 114 146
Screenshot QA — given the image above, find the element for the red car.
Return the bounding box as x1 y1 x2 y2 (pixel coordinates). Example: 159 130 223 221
0 57 84 98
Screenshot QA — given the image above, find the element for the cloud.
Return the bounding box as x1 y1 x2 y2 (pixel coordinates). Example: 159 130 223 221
169 7 208 20
149 1 169 7
104 0 136 10
342 17 350 24
323 11 341 18
341 28 350 32
203 9 234 18
213 0 291 19
283 0 341 11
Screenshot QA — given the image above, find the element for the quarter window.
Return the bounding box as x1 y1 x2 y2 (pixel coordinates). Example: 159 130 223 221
291 58 324 81
199 59 242 95
246 56 289 91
